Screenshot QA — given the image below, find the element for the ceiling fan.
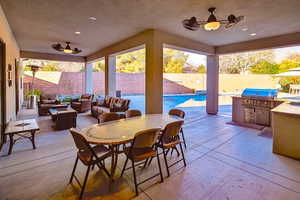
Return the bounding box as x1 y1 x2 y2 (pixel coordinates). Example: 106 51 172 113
52 42 82 54
182 7 244 31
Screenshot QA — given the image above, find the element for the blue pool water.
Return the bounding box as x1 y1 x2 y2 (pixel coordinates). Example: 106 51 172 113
123 94 207 113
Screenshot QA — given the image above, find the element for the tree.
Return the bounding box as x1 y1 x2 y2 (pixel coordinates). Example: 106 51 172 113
93 61 105 72
197 64 206 73
250 61 279 74
41 65 59 71
219 49 275 74
278 60 300 73
116 49 145 73
286 53 300 63
163 48 189 73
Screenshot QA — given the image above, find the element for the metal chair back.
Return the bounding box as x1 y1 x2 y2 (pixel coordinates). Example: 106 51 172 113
125 110 142 118
98 112 120 123
168 109 185 119
132 128 161 149
161 120 184 143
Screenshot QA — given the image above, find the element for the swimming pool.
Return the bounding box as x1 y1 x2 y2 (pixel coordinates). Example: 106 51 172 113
123 94 207 113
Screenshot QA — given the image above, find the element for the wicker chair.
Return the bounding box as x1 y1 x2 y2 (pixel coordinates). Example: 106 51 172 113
125 110 142 118
98 112 121 124
120 128 163 196
69 128 111 199
168 109 186 149
157 120 186 177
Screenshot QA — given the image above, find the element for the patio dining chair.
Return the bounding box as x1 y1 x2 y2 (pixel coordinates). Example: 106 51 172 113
69 128 111 200
125 109 142 118
157 120 186 177
120 128 163 196
168 109 187 149
98 112 120 124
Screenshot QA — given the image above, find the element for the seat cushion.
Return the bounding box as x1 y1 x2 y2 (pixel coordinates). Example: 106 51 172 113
97 106 110 113
78 145 110 165
71 102 81 108
41 99 56 104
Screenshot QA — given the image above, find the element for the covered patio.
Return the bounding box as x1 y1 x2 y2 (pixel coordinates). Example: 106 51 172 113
1 108 300 200
1 0 300 200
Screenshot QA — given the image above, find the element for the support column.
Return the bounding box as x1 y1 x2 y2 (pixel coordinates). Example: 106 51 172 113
85 62 93 94
105 55 116 97
145 38 163 114
206 55 219 115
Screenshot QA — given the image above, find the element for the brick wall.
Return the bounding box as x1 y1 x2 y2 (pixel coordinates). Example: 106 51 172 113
24 72 278 95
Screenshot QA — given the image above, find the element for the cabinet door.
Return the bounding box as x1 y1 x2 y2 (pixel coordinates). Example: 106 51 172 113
255 108 270 126
244 107 255 124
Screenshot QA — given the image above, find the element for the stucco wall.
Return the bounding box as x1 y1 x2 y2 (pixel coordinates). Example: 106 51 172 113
24 72 278 95
0 5 20 122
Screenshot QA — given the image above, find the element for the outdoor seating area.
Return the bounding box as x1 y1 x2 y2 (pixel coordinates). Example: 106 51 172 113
1 107 300 200
1 1 300 200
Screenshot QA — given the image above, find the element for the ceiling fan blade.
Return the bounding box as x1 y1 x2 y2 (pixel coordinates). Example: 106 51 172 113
182 17 200 31
235 16 244 22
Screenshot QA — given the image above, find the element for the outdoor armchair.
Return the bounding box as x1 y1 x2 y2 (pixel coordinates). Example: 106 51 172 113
71 94 93 113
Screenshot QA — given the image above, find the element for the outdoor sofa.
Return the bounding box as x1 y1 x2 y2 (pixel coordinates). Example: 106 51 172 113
91 96 130 118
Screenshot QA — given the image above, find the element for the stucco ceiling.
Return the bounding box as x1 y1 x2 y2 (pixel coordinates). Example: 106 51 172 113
1 0 300 56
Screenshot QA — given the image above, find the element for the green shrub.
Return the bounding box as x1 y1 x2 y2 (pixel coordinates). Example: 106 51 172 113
26 89 42 98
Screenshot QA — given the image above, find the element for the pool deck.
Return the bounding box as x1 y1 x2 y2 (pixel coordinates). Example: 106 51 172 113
0 106 300 200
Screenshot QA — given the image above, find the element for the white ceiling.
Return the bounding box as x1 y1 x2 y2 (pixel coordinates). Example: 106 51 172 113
1 0 300 56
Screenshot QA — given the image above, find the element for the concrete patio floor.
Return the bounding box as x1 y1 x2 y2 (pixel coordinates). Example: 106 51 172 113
0 107 300 200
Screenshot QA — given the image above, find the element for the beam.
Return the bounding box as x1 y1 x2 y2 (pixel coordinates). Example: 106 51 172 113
156 30 215 55
87 30 154 62
20 51 85 62
216 32 300 55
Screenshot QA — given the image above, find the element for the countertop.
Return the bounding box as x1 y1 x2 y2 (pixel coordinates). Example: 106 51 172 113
271 102 300 117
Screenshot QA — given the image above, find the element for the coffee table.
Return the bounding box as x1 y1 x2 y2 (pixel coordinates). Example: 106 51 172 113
38 103 69 116
49 107 77 130
5 119 40 155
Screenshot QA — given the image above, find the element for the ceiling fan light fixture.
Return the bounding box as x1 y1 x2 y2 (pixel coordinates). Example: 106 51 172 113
52 42 82 54
182 7 244 32
204 21 221 31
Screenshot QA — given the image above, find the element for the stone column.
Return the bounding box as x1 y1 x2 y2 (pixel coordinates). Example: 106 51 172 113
145 38 163 114
85 62 93 94
206 55 219 115
105 55 116 97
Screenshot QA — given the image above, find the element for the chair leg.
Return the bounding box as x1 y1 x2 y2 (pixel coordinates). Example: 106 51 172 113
179 142 187 167
79 165 91 200
156 153 164 182
120 157 129 177
162 148 170 177
147 156 154 167
173 147 180 157
143 158 149 168
181 129 187 149
131 159 138 196
69 156 79 184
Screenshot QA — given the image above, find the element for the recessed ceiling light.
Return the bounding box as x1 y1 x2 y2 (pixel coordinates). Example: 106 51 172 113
249 33 257 36
75 31 81 35
242 27 248 31
89 17 97 21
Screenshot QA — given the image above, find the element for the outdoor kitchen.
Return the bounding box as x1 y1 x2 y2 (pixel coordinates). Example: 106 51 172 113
231 88 300 160
231 88 284 128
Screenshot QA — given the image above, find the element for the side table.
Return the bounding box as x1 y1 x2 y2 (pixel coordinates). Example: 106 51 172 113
4 119 40 155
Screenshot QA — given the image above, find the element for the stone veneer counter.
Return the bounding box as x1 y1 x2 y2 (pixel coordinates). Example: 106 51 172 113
272 102 300 160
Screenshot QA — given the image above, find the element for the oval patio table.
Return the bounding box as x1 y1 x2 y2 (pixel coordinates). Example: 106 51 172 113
80 114 183 178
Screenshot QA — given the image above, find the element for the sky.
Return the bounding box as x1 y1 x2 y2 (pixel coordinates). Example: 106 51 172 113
185 45 300 67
